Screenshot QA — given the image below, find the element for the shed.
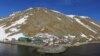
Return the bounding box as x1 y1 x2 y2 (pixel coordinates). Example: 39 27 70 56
32 39 44 44
18 37 31 42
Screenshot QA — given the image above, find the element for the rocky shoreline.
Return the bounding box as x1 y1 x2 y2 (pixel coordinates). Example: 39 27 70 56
37 46 67 53
0 41 100 53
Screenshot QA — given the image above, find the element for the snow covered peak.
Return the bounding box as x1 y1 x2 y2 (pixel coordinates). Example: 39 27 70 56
26 7 33 11
66 15 76 18
9 11 21 17
66 15 90 19
0 19 3 21
80 16 90 19
26 7 49 11
52 10 62 14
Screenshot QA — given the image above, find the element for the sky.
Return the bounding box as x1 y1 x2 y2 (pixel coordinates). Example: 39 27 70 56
0 0 100 22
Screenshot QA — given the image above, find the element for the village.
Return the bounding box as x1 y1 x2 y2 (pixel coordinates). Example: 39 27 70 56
2 33 76 47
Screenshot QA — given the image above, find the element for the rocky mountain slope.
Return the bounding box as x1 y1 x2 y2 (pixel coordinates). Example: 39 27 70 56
0 8 100 44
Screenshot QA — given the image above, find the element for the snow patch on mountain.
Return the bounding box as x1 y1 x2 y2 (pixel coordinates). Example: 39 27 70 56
90 35 96 39
88 38 93 41
7 33 25 41
80 33 88 39
90 22 100 28
44 10 48 13
0 19 3 21
9 11 21 17
40 27 45 32
75 18 97 34
81 33 87 37
64 36 69 39
9 28 20 32
64 34 76 40
0 26 7 41
26 7 33 11
66 15 75 18
80 16 89 19
7 15 29 29
68 34 76 39
52 10 62 14
56 17 62 21
29 14 33 16
0 26 24 41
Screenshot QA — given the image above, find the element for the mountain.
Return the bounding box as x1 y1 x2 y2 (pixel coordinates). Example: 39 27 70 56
0 8 100 44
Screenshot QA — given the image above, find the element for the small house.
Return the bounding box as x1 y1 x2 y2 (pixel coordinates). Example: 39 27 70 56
31 39 44 44
18 37 31 42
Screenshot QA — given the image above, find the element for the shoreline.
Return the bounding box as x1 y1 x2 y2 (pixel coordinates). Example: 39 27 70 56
0 41 100 53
